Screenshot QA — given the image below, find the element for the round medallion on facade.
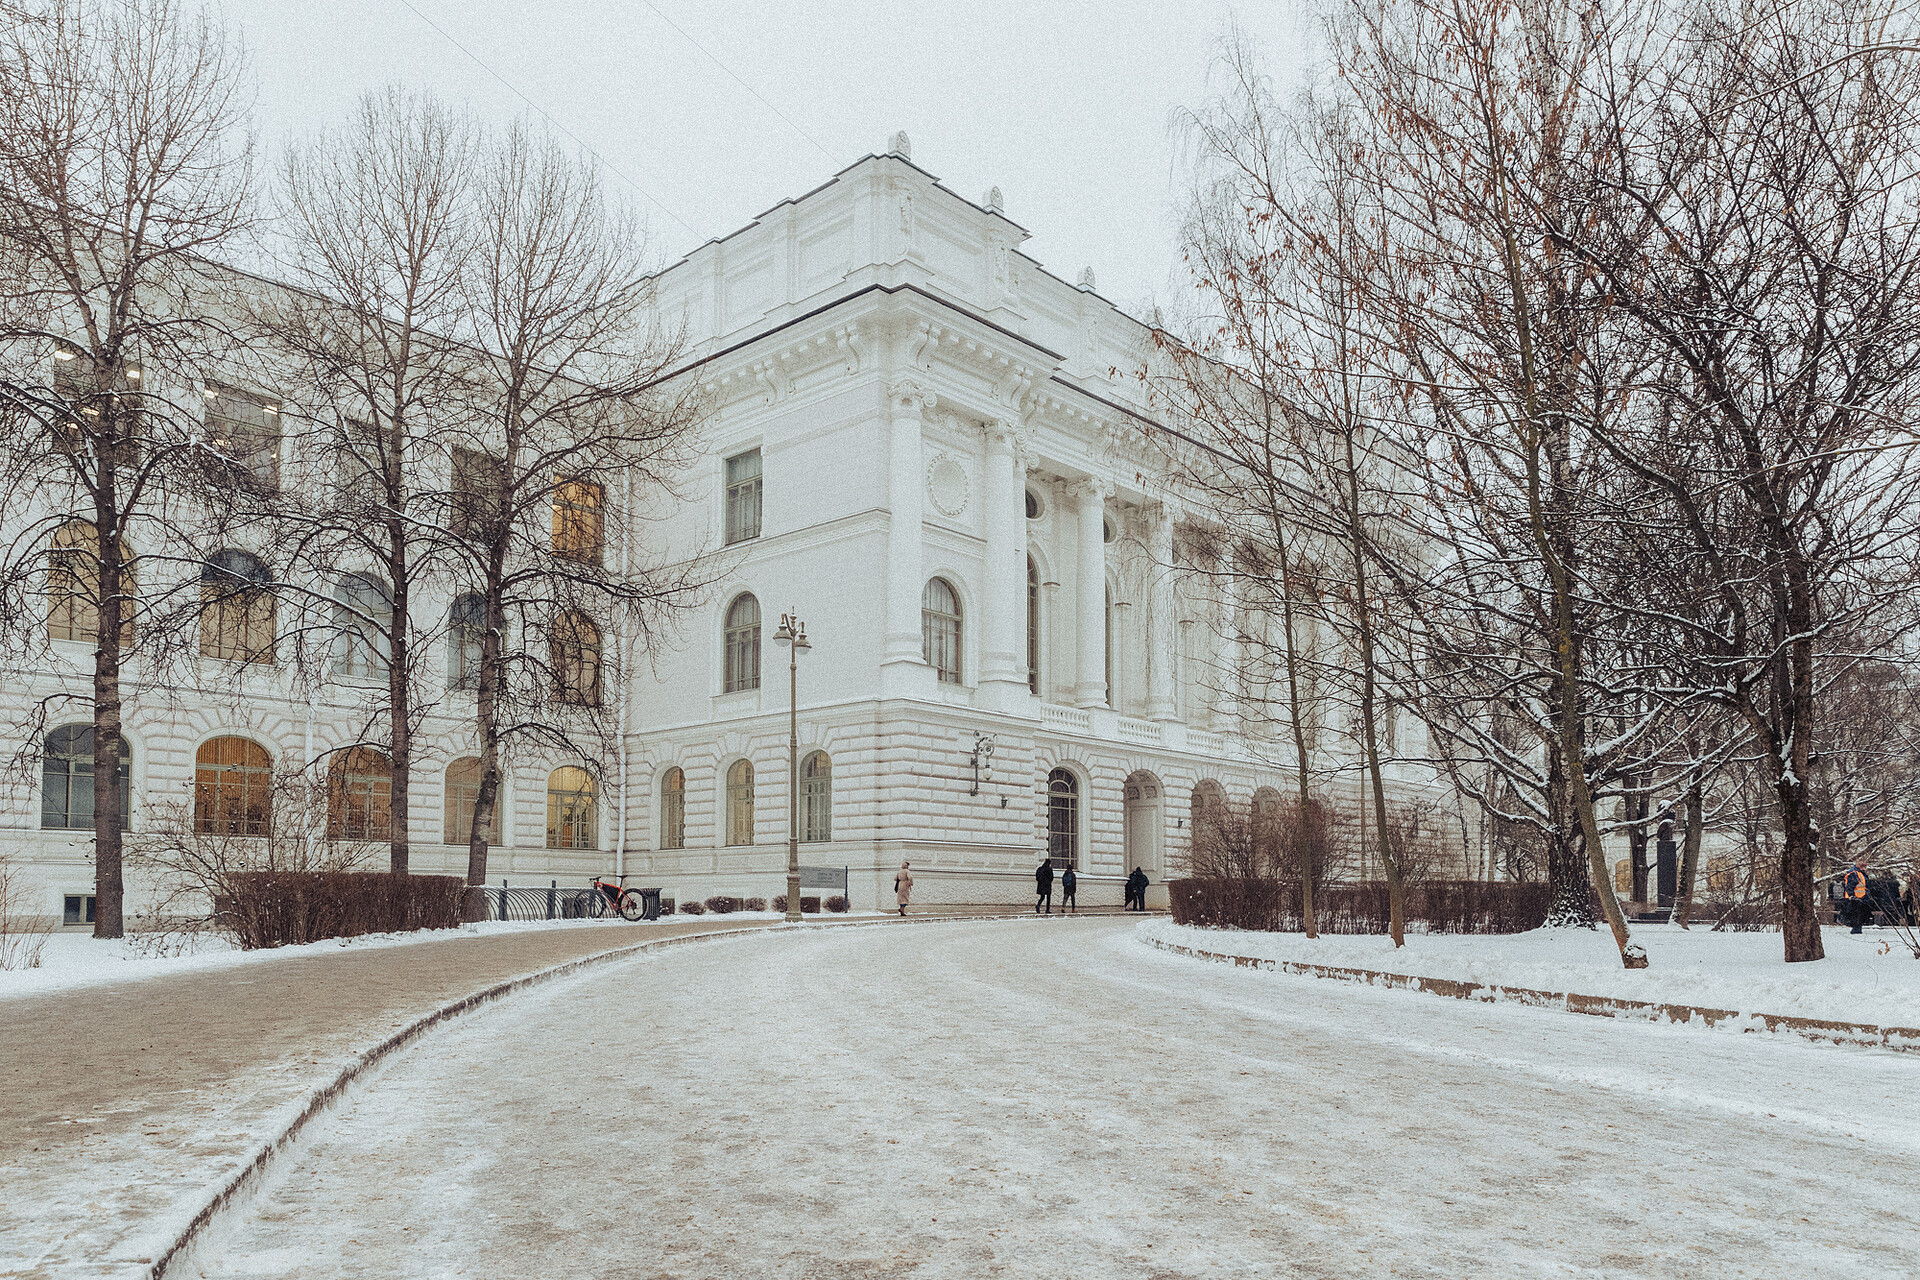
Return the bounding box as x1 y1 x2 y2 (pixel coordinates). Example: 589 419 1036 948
927 454 970 517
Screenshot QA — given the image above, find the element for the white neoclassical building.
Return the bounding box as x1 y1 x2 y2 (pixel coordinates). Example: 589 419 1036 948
3 138 1453 920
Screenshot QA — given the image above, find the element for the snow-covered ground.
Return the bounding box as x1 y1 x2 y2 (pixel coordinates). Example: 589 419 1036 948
183 916 1920 1279
1141 919 1920 1029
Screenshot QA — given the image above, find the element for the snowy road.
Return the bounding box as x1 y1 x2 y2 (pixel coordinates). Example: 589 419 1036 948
193 918 1920 1279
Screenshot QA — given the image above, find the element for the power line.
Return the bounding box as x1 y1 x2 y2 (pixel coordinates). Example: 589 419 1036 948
637 0 837 161
391 0 703 239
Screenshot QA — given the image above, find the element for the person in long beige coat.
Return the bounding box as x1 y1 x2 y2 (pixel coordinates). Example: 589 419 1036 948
893 862 913 916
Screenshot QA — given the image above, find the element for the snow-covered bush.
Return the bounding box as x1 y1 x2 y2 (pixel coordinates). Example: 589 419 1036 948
679 901 705 916
825 896 850 913
704 895 741 914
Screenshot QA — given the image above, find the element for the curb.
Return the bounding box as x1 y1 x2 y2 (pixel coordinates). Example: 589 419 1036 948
1142 934 1920 1054
143 910 1041 1279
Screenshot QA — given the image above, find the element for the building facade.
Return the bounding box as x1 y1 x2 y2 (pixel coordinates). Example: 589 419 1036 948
3 140 1453 921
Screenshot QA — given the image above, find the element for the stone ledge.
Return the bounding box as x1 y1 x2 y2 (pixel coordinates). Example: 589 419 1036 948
1142 935 1920 1055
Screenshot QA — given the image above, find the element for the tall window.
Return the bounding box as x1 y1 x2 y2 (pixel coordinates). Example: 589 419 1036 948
800 751 832 843
444 757 497 845
724 448 762 544
204 386 281 492
659 766 686 849
451 447 506 540
725 759 755 846
335 418 382 502
448 593 486 690
41 726 129 830
1046 767 1079 870
194 737 273 836
551 610 602 705
552 476 604 563
922 577 962 683
327 746 393 841
546 766 597 849
723 593 761 692
46 520 133 645
1026 556 1041 695
333 573 392 678
199 550 275 664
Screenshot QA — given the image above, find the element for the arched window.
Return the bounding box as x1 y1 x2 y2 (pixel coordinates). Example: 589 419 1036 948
546 766 597 850
659 766 686 850
46 520 134 645
448 592 486 690
723 593 761 693
800 751 832 843
551 610 602 705
327 746 392 841
922 577 962 683
332 573 392 678
199 550 275 663
194 737 273 836
1026 556 1041 695
1046 767 1079 870
41 726 129 830
444 757 497 845
725 758 755 846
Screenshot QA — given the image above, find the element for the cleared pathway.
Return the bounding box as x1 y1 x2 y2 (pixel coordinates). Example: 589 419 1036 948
190 918 1920 1279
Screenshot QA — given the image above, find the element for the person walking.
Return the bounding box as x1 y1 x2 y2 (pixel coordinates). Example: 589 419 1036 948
1060 866 1077 913
1842 861 1871 934
893 861 913 917
1126 866 1150 912
1035 857 1055 915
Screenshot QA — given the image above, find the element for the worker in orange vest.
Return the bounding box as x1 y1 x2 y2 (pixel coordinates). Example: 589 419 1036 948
1841 862 1871 934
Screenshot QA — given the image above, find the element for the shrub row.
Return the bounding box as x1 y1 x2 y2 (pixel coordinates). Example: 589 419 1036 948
1169 878 1550 935
216 871 464 949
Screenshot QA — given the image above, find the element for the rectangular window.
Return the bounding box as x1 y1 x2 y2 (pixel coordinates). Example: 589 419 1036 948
54 351 144 463
63 894 96 926
337 418 382 502
551 477 605 563
205 386 281 493
724 449 762 545
451 447 507 540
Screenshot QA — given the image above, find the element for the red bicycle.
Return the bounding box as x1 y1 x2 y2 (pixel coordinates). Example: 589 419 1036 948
582 874 652 921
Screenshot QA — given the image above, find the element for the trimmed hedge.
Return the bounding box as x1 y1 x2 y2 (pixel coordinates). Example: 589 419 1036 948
216 872 464 949
771 894 822 914
1169 878 1550 935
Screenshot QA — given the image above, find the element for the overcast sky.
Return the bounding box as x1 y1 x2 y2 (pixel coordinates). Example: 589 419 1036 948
219 0 1313 314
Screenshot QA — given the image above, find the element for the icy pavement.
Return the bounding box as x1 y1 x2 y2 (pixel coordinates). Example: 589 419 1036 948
187 917 1920 1279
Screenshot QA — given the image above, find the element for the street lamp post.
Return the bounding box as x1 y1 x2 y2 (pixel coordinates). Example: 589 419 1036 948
773 612 811 923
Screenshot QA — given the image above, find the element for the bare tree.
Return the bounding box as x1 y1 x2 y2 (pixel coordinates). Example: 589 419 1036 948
446 122 707 915
0 0 253 937
251 87 480 874
1548 0 1920 961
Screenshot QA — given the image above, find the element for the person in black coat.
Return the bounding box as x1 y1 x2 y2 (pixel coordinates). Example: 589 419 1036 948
1060 866 1078 913
1126 867 1149 911
1035 858 1055 914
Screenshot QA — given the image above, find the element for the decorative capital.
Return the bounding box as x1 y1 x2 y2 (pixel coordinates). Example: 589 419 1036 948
887 378 935 416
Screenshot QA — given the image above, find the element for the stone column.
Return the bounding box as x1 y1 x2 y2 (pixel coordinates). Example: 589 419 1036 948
1145 503 1179 721
979 419 1029 696
1073 477 1110 708
884 379 933 668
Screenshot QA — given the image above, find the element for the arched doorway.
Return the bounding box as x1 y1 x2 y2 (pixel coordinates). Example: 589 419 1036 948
1123 770 1164 878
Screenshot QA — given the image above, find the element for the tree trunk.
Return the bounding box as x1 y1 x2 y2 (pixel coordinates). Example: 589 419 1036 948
90 535 126 940
1674 777 1704 928
463 591 505 923
386 523 412 875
